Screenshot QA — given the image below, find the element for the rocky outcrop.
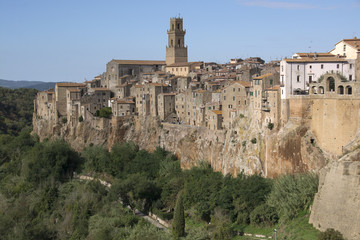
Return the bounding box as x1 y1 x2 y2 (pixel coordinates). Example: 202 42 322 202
309 149 360 240
33 111 329 177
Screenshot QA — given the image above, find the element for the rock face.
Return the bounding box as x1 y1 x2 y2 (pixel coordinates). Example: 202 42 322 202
33 112 329 177
309 150 360 240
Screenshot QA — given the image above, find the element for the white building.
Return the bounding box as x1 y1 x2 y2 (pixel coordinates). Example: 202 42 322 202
280 52 355 99
330 37 360 59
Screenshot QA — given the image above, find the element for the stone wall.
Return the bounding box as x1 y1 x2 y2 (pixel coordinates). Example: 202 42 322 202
309 150 360 240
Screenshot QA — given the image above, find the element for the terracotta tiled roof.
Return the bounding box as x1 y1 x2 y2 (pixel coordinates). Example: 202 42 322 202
232 81 251 87
285 57 348 63
253 73 273 80
133 84 144 88
334 37 360 50
113 60 165 65
56 83 86 87
116 100 135 104
67 88 81 92
212 110 222 115
296 53 334 58
159 92 177 96
93 88 110 91
150 83 168 87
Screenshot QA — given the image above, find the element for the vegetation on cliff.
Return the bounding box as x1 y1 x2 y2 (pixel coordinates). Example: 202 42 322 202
0 126 323 239
0 87 38 136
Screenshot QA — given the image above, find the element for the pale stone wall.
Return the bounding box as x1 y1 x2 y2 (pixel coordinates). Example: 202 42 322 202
310 155 360 240
311 98 360 155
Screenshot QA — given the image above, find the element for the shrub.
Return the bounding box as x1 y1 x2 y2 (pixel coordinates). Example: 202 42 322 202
61 117 67 124
318 228 345 240
251 138 257 144
242 141 246 147
250 203 278 226
99 107 112 118
268 122 274 130
78 116 83 122
267 173 319 222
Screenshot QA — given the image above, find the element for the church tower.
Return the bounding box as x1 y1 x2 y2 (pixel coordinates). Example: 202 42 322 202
166 17 188 65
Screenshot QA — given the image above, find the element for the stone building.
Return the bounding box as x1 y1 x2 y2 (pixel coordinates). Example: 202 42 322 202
208 110 223 130
175 91 187 123
105 60 165 89
222 81 251 129
262 86 281 128
165 17 188 65
112 99 136 117
55 83 86 121
34 89 55 122
309 73 360 96
157 93 177 121
66 88 82 124
165 62 203 76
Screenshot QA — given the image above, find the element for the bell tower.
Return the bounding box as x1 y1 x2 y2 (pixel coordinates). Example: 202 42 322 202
166 17 188 65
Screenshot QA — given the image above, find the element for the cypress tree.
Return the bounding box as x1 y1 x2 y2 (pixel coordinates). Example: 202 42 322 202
172 191 185 238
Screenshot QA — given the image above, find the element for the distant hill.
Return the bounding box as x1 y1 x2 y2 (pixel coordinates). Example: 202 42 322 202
0 79 56 91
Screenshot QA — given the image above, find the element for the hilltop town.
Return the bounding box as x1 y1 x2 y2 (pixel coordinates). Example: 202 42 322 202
31 17 360 240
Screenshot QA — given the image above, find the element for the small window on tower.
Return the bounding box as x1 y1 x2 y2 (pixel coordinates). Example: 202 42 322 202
177 23 180 29
178 39 181 47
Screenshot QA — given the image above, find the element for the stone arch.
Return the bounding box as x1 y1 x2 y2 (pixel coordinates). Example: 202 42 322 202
346 85 352 95
326 77 335 92
318 86 324 94
311 86 317 94
338 85 344 95
294 88 301 95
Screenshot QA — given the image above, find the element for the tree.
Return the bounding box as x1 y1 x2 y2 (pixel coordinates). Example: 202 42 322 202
172 191 185 238
318 228 345 240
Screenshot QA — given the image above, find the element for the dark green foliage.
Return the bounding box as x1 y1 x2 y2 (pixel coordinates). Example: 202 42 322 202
82 145 111 173
0 87 38 136
61 117 67 124
267 173 319 222
268 122 274 130
99 107 112 118
109 141 139 177
250 203 278 226
318 228 346 240
78 115 83 122
251 138 257 144
172 191 185 238
23 139 82 184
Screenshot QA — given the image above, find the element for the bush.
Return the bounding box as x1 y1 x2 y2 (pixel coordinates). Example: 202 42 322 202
318 228 345 240
250 203 278 226
99 107 112 118
79 116 83 122
268 122 274 130
251 138 257 144
267 173 319 222
61 117 67 124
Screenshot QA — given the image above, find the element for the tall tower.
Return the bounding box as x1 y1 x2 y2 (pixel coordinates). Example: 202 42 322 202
166 17 188 65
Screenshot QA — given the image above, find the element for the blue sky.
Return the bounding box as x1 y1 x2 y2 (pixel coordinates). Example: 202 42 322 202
1 0 359 82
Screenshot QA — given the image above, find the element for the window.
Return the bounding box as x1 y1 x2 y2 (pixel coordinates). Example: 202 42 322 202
224 96 226 100
233 88 235 92
309 65 312 69
350 64 353 69
343 45 346 51
297 65 300 70
309 76 312 83
297 75 300 82
233 96 235 101
321 64 324 69
178 39 181 47
177 23 180 29
238 101 241 105
337 64 339 69
349 75 353 81
238 88 240 92
281 66 284 72
270 79 273 85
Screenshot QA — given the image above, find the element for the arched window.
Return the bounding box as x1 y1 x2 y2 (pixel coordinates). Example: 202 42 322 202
318 86 324 94
337 85 344 95
326 77 335 92
346 86 352 95
171 39 173 47
178 39 181 47
311 86 317 94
